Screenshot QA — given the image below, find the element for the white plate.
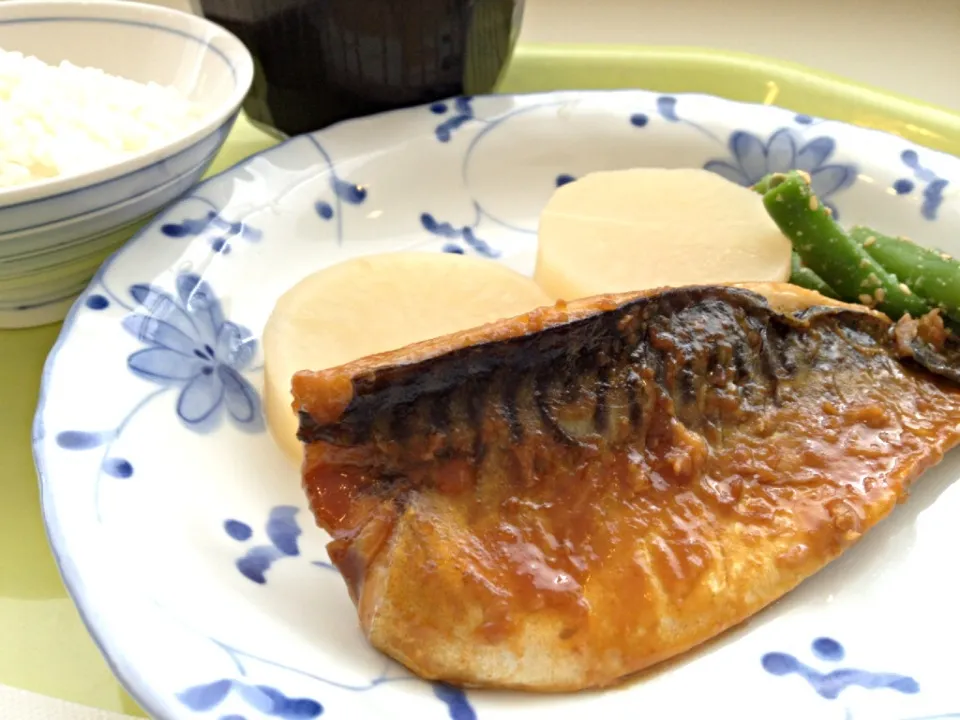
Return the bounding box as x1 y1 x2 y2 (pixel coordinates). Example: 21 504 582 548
33 90 960 720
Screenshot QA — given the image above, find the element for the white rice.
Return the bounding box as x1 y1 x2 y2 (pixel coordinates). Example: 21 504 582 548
0 48 206 189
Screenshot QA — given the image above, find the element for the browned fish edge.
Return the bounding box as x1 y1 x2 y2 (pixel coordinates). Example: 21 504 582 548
292 283 959 442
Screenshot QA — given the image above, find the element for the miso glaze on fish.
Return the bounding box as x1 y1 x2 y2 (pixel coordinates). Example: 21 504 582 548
291 283 960 692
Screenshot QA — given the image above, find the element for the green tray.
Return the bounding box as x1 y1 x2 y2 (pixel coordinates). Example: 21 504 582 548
3 42 958 719
499 44 960 157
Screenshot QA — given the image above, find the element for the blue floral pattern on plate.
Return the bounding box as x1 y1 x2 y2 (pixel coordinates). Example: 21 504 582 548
178 679 323 719
898 149 949 221
762 637 919 700
34 89 960 720
421 213 500 258
161 210 263 255
123 272 263 433
630 95 859 217
225 506 337 584
431 97 476 143
704 129 857 216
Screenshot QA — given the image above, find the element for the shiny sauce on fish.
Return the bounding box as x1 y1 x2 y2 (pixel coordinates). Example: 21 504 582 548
295 286 960 689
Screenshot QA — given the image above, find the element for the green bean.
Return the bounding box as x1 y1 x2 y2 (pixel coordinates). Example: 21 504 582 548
789 252 840 299
850 226 960 321
751 175 777 194
761 171 932 320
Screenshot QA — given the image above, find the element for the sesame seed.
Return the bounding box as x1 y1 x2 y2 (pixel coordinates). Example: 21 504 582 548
863 236 877 247
874 288 886 303
809 196 819 211
859 259 870 269
899 283 912 295
858 294 874 306
941 253 953 261
797 170 812 184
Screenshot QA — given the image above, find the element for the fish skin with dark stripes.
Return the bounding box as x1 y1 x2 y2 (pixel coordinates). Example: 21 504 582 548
291 283 960 692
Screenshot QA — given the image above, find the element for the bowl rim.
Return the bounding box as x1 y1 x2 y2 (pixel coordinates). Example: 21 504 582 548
0 114 233 239
0 0 254 208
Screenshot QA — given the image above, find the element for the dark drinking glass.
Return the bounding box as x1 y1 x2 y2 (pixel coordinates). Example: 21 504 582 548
197 0 524 137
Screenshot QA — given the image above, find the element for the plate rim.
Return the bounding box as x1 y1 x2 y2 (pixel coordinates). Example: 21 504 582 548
31 87 960 719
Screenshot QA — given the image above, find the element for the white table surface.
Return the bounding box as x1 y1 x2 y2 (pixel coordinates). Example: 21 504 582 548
2 0 957 717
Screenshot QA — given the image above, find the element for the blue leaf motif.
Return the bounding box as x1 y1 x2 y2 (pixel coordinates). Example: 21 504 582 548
902 149 938 182
761 637 920 700
161 211 217 238
227 506 334 583
236 545 282 584
421 213 460 238
656 95 679 122
420 213 499 258
224 519 253 542
178 680 320 718
433 683 476 720
55 430 107 450
235 683 274 713
161 211 215 238
252 685 323 718
460 228 498 258
902 149 920 168
266 506 302 557
434 97 475 142
811 637 844 661
102 458 134 479
331 177 368 205
85 294 109 310
894 178 915 195
161 211 261 254
899 150 949 220
923 178 949 221
177 679 232 711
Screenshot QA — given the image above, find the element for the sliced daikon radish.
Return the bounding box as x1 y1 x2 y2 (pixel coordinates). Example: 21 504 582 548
534 168 792 300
